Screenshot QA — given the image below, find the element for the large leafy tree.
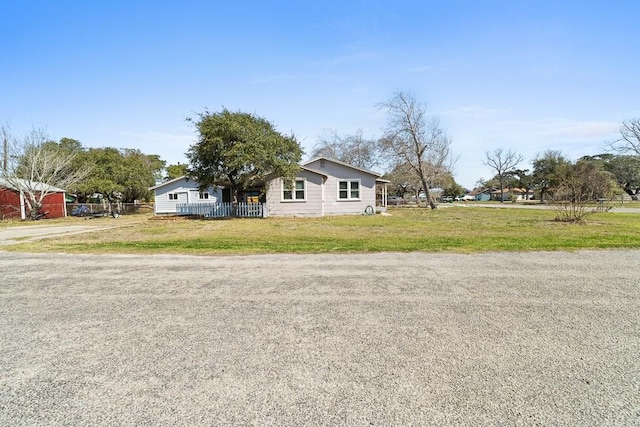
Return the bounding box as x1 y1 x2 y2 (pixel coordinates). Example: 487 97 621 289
73 147 126 202
186 109 303 205
532 150 572 202
581 154 640 200
378 92 455 209
165 163 189 181
120 149 165 202
441 177 465 198
71 147 165 203
511 169 534 200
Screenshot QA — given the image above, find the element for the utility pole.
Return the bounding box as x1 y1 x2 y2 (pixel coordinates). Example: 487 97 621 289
2 135 7 175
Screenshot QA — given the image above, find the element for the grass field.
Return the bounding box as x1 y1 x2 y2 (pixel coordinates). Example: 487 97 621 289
4 205 640 254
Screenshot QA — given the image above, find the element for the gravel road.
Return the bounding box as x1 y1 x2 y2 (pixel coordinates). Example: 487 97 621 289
0 225 110 246
1 250 639 426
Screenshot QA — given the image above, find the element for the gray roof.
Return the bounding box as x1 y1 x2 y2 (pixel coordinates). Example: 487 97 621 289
149 175 190 191
302 157 383 177
0 177 66 193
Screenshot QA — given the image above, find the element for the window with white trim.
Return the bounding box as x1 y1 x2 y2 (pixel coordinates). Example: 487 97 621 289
199 192 209 200
338 180 360 200
168 193 178 200
282 179 306 201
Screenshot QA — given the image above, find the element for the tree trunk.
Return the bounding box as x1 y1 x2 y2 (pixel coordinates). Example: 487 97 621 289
420 177 437 209
231 186 239 217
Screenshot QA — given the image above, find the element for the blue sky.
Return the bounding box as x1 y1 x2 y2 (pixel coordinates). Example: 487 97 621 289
2 0 639 188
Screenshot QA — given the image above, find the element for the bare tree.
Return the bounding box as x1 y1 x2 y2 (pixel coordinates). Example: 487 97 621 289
483 148 523 202
3 128 92 219
310 129 382 170
1 123 18 175
609 119 640 156
378 92 455 209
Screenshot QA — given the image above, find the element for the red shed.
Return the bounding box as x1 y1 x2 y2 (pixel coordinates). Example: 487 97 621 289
0 178 68 220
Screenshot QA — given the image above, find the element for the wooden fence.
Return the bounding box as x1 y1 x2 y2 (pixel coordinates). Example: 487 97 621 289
176 202 268 218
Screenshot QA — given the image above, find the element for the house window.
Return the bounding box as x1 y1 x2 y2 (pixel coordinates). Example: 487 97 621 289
282 179 306 201
338 180 360 200
168 193 178 200
199 192 209 200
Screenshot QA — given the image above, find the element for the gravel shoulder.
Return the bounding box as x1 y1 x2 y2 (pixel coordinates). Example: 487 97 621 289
1 250 639 425
0 225 114 246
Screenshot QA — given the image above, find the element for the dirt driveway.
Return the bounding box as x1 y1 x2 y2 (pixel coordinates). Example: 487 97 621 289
0 224 111 246
1 250 639 425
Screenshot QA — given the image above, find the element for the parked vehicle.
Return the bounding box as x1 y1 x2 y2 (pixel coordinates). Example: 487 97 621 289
70 204 119 218
386 196 404 205
71 205 91 216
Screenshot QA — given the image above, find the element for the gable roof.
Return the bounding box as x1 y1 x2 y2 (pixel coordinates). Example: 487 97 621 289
0 177 65 193
298 165 328 178
302 157 383 178
149 175 200 191
468 187 494 196
490 188 534 194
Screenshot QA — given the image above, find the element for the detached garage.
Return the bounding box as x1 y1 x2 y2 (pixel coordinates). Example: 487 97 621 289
0 178 67 220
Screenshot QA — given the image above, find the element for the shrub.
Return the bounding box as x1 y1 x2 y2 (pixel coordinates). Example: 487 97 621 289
553 161 618 222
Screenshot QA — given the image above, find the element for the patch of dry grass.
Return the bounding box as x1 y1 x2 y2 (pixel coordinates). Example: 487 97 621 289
5 207 640 255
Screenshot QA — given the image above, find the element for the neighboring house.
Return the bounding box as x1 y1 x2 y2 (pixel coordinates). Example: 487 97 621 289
491 188 534 201
468 188 493 202
266 157 387 217
0 177 67 220
149 176 223 215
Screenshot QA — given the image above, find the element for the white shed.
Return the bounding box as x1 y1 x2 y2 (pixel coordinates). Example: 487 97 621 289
150 176 223 215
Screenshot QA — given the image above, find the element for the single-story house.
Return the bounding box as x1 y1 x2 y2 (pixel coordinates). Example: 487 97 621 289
150 158 388 217
149 176 223 215
468 188 493 202
0 177 67 219
490 188 534 201
266 157 387 217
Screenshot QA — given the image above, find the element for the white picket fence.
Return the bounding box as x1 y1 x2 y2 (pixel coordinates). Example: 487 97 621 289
176 202 268 218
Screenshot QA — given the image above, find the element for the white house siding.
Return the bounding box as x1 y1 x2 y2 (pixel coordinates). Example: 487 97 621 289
266 170 325 217
152 177 222 215
303 159 378 216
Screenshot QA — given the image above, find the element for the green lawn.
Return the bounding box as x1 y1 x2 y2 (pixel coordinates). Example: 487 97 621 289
5 206 640 255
